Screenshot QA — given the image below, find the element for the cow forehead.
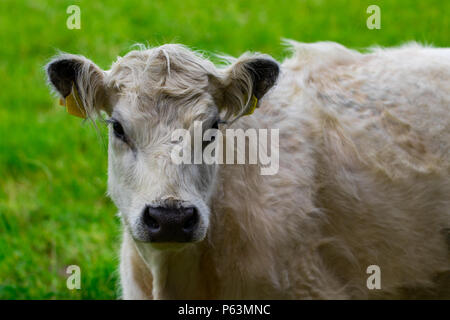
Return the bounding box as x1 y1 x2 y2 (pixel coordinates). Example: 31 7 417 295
106 44 216 92
106 45 218 124
113 92 216 129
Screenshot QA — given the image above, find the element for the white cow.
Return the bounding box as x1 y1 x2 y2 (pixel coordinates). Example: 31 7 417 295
46 41 450 299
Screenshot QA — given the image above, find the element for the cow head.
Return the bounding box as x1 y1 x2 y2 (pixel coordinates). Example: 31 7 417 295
46 44 279 246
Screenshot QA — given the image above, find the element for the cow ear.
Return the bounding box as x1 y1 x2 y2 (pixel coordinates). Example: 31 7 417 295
210 54 279 121
45 53 111 118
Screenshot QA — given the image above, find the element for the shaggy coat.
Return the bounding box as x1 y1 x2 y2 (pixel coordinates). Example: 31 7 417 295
47 41 450 299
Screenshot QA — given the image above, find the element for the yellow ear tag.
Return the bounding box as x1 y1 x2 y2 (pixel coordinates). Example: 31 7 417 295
60 83 87 119
243 95 258 116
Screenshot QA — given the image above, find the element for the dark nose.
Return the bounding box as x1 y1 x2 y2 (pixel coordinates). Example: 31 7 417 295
142 205 199 242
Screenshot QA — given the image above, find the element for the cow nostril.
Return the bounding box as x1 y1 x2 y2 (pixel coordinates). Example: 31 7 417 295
183 208 199 231
144 209 160 230
147 216 159 230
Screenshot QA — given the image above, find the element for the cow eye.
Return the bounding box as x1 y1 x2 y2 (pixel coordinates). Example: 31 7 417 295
107 119 127 142
202 119 220 149
211 120 219 131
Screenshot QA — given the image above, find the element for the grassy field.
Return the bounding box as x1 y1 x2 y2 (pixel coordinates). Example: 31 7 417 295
0 0 448 299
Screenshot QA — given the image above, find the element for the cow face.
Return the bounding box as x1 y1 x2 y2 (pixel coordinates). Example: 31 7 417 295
46 44 279 246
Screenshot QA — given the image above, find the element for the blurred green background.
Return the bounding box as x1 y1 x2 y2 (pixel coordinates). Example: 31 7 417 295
0 0 448 299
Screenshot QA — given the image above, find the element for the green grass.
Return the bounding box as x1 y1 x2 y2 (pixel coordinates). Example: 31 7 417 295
0 0 448 299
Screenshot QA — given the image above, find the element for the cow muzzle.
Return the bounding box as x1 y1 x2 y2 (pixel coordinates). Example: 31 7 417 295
140 203 200 243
